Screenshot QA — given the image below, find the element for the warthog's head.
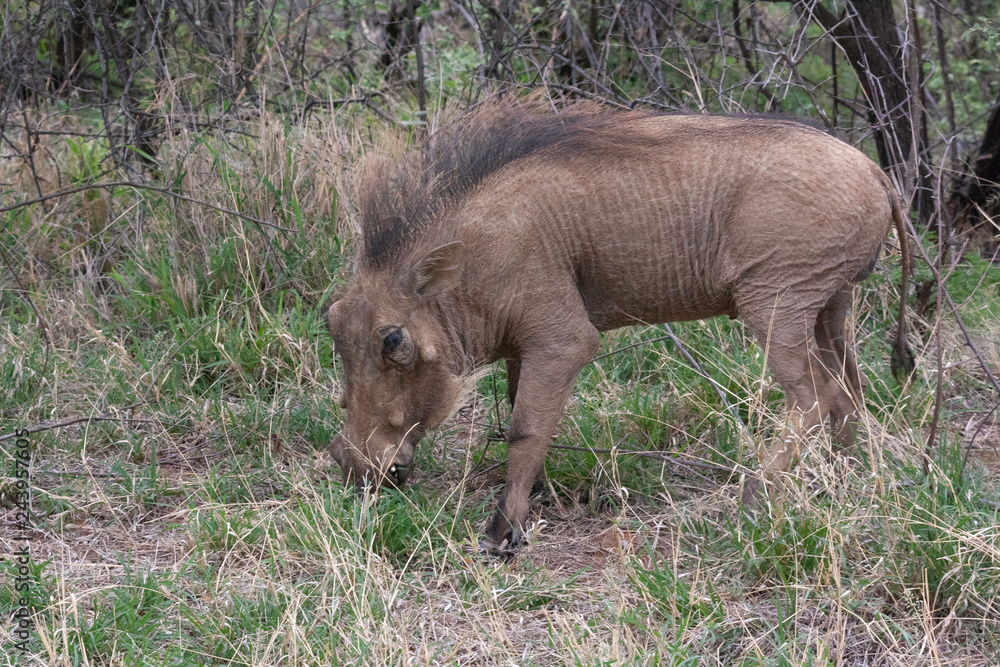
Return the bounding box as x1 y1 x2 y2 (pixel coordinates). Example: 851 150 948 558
326 241 469 489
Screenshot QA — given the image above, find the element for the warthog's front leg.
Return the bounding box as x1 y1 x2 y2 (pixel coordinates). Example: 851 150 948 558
484 324 600 549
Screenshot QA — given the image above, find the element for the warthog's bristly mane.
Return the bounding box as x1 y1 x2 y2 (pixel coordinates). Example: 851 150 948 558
354 101 825 269
356 99 622 268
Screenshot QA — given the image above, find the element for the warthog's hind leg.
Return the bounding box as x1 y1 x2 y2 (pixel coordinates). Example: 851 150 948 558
814 287 863 449
739 295 854 504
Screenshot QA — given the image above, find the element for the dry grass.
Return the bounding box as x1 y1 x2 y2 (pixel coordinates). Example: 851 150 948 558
2 100 1000 667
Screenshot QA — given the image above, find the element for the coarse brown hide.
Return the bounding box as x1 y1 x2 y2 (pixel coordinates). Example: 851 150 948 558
326 100 913 550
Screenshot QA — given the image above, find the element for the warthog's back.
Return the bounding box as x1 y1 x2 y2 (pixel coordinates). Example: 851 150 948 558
454 115 892 333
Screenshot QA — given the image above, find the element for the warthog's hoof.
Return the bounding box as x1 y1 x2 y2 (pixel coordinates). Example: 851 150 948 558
478 539 517 561
485 509 526 546
481 512 527 560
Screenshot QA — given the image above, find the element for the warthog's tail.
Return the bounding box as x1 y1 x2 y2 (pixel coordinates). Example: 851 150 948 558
890 191 916 381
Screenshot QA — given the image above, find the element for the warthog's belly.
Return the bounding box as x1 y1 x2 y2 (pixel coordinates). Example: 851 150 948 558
577 256 736 332
555 170 737 330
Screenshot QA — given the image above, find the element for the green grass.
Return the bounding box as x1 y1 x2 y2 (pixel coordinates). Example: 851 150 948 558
3 68 1000 667
4 202 1000 664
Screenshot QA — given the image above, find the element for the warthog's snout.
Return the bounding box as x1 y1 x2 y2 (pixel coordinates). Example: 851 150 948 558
330 433 415 490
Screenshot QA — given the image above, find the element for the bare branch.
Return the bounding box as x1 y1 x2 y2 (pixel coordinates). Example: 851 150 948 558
0 180 295 232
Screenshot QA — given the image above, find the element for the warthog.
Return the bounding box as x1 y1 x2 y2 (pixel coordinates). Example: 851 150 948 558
326 100 912 549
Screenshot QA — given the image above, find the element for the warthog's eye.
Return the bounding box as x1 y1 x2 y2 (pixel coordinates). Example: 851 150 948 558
382 328 403 354
379 325 415 368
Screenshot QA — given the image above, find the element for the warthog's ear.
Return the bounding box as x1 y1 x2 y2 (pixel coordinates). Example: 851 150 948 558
410 242 464 297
